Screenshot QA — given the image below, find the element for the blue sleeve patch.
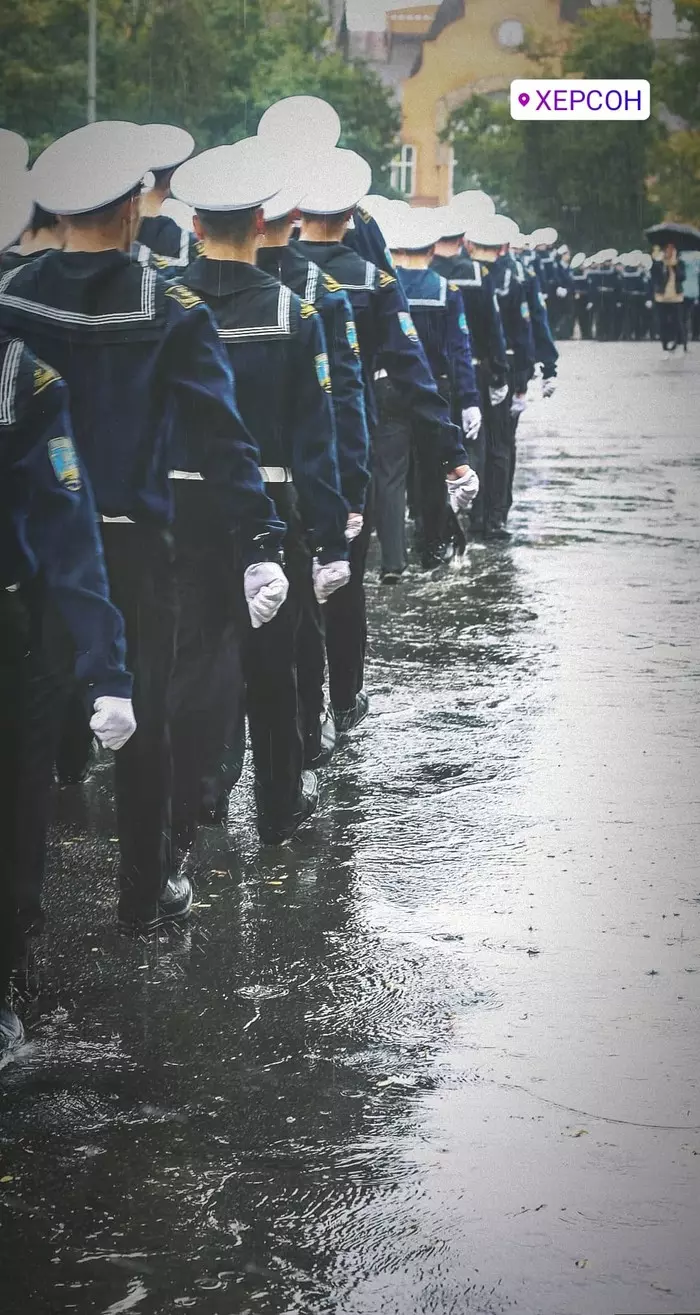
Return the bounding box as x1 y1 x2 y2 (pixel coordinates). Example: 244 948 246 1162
48 436 82 491
520 302 531 321
398 310 418 341
346 320 360 356
458 311 469 336
314 352 332 393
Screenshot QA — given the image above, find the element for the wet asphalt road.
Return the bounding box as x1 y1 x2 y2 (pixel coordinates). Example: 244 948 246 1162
1 341 699 1315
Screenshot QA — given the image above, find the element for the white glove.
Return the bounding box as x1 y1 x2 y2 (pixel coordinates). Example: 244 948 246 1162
244 561 289 629
645 300 652 309
312 558 351 604
446 467 479 515
542 377 557 399
90 696 136 752
556 286 568 299
345 513 364 542
586 302 594 310
461 406 482 443
510 393 527 418
488 383 509 408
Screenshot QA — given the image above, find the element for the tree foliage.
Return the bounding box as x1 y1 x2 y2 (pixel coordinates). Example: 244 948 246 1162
445 0 668 249
0 0 399 186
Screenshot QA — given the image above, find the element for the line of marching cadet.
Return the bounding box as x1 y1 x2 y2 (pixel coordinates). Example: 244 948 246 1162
0 99 568 1058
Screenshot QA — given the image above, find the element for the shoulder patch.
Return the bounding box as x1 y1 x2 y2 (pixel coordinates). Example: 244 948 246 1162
481 265 490 277
165 284 202 310
322 273 342 294
356 206 372 226
300 300 318 320
398 310 419 341
346 319 360 356
33 362 60 396
48 436 82 491
314 352 332 393
449 282 460 293
520 301 531 321
378 269 396 289
458 311 470 336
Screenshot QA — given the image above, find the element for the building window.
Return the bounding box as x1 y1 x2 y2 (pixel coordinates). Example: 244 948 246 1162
391 144 416 196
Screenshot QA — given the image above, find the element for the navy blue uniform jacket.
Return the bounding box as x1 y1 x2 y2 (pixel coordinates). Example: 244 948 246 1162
295 239 467 471
257 244 370 514
183 258 348 563
1 333 131 701
395 267 480 411
0 250 284 565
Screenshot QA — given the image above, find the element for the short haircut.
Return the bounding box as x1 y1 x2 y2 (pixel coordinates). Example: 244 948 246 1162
195 207 258 242
30 204 60 235
299 210 352 226
68 186 141 227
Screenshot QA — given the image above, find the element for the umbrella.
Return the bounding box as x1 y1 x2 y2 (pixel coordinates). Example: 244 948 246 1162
645 221 700 252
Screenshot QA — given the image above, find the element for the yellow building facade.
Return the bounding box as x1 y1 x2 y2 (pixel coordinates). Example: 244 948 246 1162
400 0 570 204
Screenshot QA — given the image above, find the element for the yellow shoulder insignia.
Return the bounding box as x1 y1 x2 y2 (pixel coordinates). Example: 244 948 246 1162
33 362 60 396
481 264 490 277
322 273 342 294
449 282 460 293
300 300 318 320
378 269 396 288
152 254 173 270
165 284 202 310
356 206 371 225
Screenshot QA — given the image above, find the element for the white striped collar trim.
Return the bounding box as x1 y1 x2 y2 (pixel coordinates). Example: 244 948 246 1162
407 275 447 308
217 283 293 341
304 262 321 304
448 263 482 289
0 338 23 426
0 264 158 326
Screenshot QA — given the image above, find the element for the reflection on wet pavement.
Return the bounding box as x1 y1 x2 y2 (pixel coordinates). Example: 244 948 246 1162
1 343 699 1314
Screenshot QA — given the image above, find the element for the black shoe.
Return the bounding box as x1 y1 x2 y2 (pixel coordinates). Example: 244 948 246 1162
0 1002 25 1063
55 737 97 786
420 542 450 571
118 873 193 936
333 690 370 735
305 709 336 770
380 569 403 585
484 521 511 541
257 770 319 845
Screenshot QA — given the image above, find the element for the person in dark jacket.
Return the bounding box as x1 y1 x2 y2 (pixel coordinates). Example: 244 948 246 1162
651 244 686 353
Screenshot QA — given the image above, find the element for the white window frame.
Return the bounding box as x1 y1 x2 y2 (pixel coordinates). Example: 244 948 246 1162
391 144 416 196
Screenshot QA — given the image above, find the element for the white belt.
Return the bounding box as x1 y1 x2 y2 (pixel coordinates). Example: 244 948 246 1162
168 467 292 484
259 466 292 483
374 368 388 381
102 515 135 524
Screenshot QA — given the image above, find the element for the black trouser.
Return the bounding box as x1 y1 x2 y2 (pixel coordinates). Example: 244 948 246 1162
102 524 178 917
169 484 245 850
468 364 514 531
554 294 574 339
6 582 80 961
596 294 617 341
373 377 411 575
170 482 306 839
325 484 374 714
627 295 648 341
657 302 684 351
573 296 592 340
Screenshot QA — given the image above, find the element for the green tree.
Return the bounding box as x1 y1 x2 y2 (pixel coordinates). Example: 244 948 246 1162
0 0 399 185
651 0 700 222
445 0 660 251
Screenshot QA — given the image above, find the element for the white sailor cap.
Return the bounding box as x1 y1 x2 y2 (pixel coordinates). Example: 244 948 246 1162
171 138 283 212
466 213 518 248
140 123 195 172
599 247 618 262
298 148 372 215
0 128 30 172
262 168 307 222
257 97 341 152
429 203 468 239
557 243 570 255
531 226 558 247
360 193 407 222
0 168 33 251
386 206 442 252
570 252 586 270
451 189 495 217
31 121 155 216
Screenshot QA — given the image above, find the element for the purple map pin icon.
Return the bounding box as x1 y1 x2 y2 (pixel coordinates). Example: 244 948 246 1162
518 92 530 107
